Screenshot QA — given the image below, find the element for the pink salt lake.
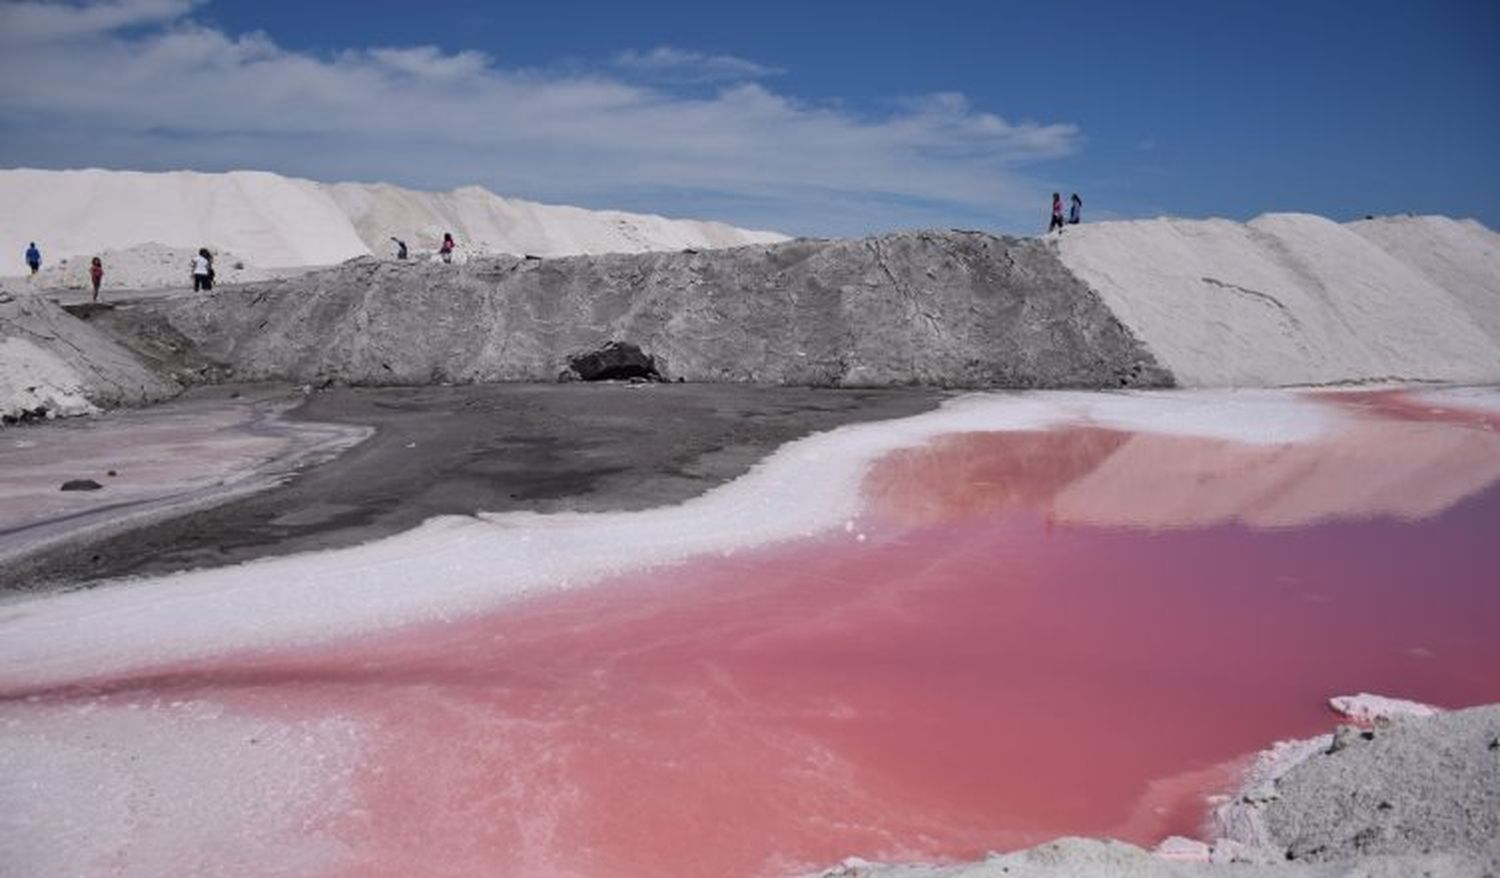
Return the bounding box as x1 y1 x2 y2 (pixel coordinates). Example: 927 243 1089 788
2 389 1498 877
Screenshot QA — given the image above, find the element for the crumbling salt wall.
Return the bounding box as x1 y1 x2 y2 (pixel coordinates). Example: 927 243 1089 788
105 230 1171 390
0 293 179 422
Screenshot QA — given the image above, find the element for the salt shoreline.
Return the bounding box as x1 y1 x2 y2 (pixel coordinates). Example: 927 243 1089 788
814 700 1500 878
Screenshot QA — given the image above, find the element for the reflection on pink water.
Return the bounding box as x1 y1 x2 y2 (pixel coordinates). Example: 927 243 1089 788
9 391 1500 876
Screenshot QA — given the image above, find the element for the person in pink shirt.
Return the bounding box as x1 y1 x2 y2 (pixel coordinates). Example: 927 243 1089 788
88 256 104 301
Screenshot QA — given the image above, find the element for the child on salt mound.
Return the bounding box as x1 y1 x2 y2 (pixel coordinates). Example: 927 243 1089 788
1048 193 1065 233
89 257 103 302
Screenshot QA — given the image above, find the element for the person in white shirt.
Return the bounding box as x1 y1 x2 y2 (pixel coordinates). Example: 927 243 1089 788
192 248 213 292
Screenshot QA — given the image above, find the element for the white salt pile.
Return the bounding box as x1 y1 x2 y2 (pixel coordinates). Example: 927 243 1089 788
1056 214 1500 386
0 169 788 278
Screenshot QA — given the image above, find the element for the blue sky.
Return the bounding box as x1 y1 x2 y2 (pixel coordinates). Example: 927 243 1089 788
1 0 1496 235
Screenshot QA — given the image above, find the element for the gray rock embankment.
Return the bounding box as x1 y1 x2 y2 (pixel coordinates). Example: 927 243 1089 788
96 231 1172 390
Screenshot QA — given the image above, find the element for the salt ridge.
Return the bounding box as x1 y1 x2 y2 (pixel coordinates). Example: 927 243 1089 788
0 168 788 277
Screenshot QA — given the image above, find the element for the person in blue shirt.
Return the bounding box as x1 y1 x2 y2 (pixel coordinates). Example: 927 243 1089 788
24 242 41 275
1068 193 1083 225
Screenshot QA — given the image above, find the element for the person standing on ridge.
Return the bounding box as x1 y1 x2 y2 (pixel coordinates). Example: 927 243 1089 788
1068 193 1083 225
24 242 41 275
439 233 455 264
89 257 104 301
391 237 408 260
192 248 212 292
1048 194 1065 233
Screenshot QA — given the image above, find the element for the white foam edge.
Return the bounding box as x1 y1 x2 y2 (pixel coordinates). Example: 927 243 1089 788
1410 385 1500 415
0 388 1341 689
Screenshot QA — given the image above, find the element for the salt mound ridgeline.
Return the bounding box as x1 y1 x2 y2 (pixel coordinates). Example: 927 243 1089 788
0 168 788 277
104 231 1171 389
1056 213 1500 386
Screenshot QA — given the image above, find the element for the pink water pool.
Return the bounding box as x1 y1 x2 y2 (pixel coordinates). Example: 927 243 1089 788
4 389 1500 876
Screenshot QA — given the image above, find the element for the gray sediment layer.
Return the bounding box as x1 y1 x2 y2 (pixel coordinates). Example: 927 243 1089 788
92 231 1172 390
1 382 944 590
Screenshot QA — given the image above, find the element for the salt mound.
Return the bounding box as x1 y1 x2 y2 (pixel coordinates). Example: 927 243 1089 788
1347 215 1500 347
0 292 179 422
324 182 787 261
0 169 788 277
35 243 291 292
1 169 366 274
1056 214 1500 386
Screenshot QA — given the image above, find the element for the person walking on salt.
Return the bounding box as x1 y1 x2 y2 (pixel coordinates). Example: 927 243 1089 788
89 257 104 301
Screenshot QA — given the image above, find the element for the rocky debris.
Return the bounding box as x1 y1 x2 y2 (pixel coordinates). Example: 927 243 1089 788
60 479 103 492
1 404 50 425
1264 705 1500 867
814 836 1478 876
564 341 661 382
94 231 1174 390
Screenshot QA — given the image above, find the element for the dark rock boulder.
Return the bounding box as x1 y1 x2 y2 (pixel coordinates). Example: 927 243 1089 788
565 341 662 382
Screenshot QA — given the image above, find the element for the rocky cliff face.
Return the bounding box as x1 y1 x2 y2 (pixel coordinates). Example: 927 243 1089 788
104 231 1172 390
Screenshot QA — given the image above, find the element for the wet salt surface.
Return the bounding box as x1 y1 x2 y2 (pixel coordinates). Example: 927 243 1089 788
2 389 1499 876
0 389 370 576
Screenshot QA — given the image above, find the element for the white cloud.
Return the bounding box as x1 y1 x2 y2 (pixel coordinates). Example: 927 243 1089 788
364 46 494 81
614 46 784 81
0 0 193 40
0 1 1081 235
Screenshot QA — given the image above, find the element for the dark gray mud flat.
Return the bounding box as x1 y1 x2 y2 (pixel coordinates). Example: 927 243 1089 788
12 382 944 589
